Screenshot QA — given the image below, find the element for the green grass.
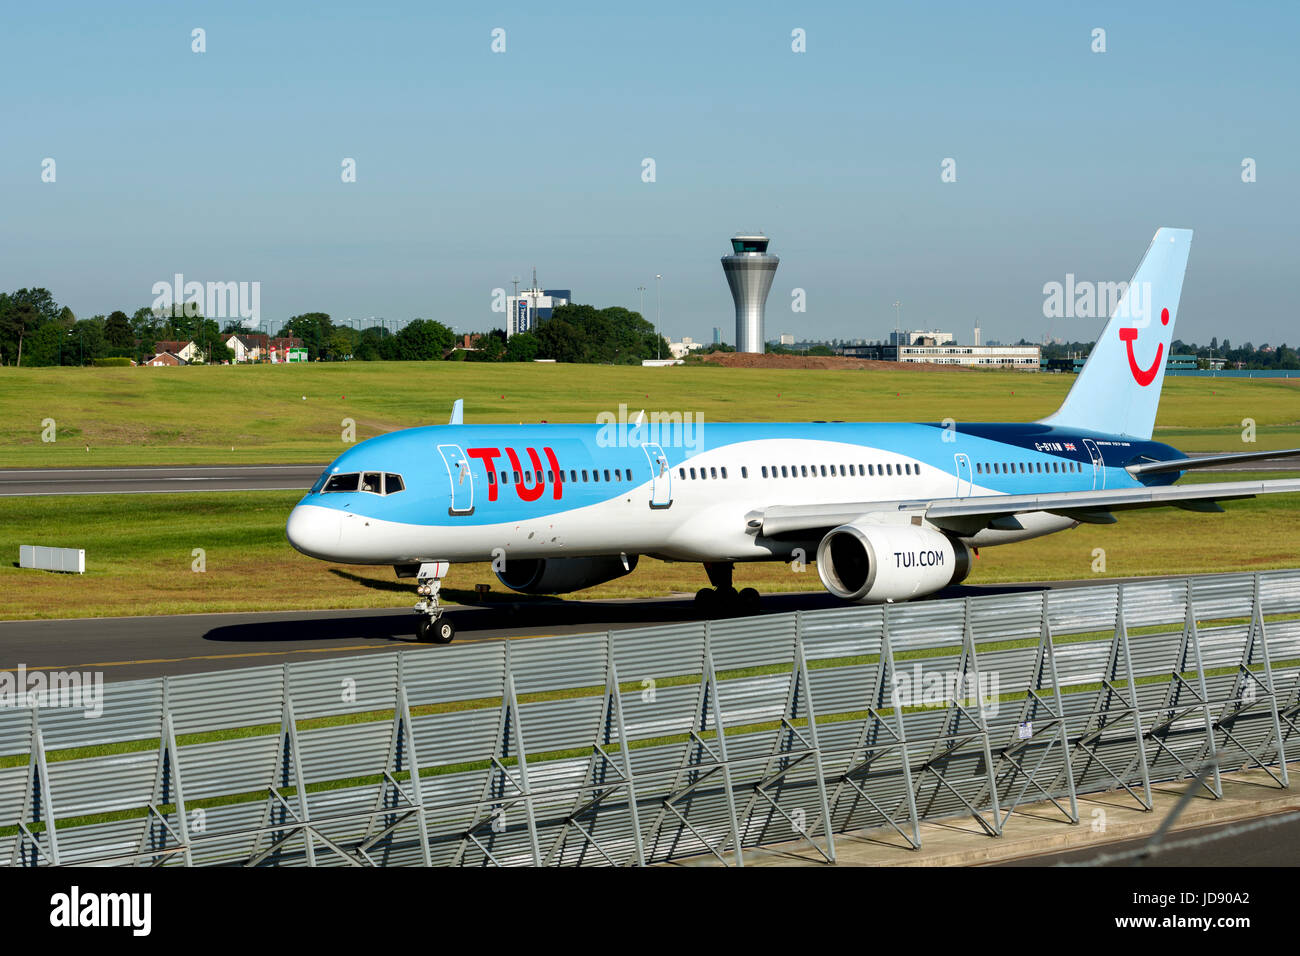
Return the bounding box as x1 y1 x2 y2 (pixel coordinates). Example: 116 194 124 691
2 363 1298 467
0 478 1297 621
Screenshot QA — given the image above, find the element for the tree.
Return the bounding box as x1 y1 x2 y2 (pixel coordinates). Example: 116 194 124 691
0 302 40 366
104 310 134 350
505 332 539 362
282 312 334 360
392 319 454 361
466 329 507 362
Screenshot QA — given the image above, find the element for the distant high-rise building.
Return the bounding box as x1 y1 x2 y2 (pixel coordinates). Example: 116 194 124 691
505 267 570 337
712 326 721 345
721 233 779 353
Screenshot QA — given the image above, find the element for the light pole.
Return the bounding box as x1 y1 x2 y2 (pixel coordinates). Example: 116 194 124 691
893 300 902 362
655 274 662 360
637 285 646 318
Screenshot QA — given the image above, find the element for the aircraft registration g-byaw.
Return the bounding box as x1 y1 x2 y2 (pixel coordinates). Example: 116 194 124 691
287 228 1300 642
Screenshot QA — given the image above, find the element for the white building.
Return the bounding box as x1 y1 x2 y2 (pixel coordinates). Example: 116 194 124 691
895 344 1040 369
669 336 706 359
890 329 955 347
506 274 571 337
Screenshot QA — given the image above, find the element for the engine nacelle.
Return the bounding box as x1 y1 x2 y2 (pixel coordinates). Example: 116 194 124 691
816 522 971 603
496 554 638 595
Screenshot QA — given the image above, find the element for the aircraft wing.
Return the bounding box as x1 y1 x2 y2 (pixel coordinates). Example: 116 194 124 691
750 478 1300 538
1126 448 1300 475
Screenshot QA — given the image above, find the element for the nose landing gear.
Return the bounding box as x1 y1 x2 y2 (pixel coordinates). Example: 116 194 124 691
414 561 456 643
694 561 761 617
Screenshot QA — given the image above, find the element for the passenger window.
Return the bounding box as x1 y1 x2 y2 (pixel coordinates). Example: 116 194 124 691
604 469 611 482
593 470 600 482
487 471 496 485
762 466 768 478
323 473 359 493
781 466 789 478
739 467 745 479
582 470 589 481
548 470 555 482
384 473 405 494
800 465 807 477
679 468 686 479
722 467 728 479
710 467 717 479
690 468 697 479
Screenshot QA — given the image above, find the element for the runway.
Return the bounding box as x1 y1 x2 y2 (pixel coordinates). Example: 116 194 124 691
1 452 1294 497
0 574 1196 682
0 464 322 496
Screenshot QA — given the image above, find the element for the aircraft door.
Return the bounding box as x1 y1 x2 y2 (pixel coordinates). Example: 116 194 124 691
1082 439 1105 490
438 444 475 515
954 453 972 497
642 442 672 509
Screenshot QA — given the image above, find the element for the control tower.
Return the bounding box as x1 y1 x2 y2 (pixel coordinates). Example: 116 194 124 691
721 233 779 353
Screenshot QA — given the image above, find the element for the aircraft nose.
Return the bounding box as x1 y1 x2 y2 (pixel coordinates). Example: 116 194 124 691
286 504 343 560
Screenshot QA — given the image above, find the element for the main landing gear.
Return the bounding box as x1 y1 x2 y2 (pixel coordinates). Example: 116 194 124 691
414 561 456 644
694 561 761 618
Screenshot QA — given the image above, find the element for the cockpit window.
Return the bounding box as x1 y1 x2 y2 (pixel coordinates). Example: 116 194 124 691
323 473 360 493
319 471 406 495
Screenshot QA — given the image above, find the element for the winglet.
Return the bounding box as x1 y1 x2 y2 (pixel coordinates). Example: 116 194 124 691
448 399 464 425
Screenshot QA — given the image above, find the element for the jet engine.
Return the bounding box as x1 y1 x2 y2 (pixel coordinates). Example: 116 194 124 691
496 554 638 595
816 522 972 603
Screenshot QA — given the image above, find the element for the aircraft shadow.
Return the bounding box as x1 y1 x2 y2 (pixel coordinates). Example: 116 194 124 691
199 581 1051 646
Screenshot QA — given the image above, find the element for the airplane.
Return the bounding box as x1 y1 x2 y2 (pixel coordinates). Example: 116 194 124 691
286 227 1300 643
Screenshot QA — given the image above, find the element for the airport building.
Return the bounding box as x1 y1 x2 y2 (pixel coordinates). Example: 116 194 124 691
841 342 1041 369
721 233 779 353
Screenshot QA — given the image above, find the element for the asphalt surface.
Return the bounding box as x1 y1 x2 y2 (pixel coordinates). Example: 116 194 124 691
0 464 321 496
998 811 1300 867
0 453 1296 497
0 574 1195 683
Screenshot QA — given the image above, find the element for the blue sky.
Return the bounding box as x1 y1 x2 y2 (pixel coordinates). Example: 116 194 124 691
2 1 1296 346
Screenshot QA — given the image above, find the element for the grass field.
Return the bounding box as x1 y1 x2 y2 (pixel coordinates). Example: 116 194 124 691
1 363 1298 468
1 475 1296 621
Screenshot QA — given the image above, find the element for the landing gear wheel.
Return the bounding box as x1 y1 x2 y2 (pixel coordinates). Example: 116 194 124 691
417 616 456 644
694 587 715 611
738 587 760 615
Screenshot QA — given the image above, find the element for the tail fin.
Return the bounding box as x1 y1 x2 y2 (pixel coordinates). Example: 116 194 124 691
1041 227 1193 439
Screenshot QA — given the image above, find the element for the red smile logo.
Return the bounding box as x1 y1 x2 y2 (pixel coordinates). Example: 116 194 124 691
1119 307 1170 387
